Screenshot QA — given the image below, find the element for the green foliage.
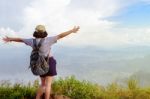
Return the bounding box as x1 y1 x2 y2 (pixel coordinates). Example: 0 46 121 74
0 76 150 99
127 78 139 90
0 80 38 99
52 76 102 99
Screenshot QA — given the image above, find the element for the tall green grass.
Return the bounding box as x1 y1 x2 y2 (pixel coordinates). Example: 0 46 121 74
0 80 39 99
0 76 150 99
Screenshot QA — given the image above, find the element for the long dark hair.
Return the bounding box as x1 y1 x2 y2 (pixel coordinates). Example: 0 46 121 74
33 31 48 38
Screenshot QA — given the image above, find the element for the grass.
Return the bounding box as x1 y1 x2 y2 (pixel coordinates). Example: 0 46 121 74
0 76 150 99
0 80 38 99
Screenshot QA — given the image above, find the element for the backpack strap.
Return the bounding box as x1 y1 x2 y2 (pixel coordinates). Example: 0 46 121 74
33 39 38 50
37 38 45 48
33 38 49 61
33 38 45 50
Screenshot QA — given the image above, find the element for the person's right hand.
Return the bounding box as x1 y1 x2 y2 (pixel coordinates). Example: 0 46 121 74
3 36 11 43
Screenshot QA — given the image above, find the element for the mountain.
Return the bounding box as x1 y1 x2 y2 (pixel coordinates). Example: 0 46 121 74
1 45 150 85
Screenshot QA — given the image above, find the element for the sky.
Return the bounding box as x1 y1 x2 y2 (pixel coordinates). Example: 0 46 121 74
0 0 150 47
1 0 150 85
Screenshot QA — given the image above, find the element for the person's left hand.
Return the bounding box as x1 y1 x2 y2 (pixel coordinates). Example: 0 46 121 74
71 26 80 33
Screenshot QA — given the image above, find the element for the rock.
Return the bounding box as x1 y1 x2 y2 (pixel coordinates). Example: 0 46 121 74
41 94 71 99
51 94 70 99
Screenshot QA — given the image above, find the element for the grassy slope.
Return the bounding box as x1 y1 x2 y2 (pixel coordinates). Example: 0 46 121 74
0 76 150 99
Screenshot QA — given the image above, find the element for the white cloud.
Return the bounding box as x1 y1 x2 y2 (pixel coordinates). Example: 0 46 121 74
20 0 71 37
18 0 125 46
1 0 150 47
0 28 18 41
0 28 23 46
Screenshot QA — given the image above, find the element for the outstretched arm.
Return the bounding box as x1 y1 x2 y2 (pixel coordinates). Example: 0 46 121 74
57 26 80 40
3 36 23 43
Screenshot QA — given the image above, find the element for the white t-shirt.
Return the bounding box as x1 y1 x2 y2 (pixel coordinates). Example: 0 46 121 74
22 36 58 57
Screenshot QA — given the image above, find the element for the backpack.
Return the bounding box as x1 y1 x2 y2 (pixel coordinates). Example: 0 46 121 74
29 38 49 76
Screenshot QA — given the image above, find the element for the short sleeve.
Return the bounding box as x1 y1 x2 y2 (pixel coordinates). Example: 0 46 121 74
46 36 58 45
22 38 33 46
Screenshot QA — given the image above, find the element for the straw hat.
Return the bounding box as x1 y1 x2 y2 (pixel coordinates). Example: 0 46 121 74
35 25 46 32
